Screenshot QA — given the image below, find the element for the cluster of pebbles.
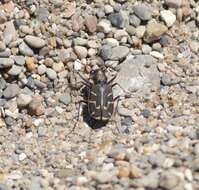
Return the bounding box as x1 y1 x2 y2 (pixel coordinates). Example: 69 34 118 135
0 0 199 189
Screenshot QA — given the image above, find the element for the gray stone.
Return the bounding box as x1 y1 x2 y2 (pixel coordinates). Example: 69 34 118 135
25 35 46 49
133 4 152 21
19 42 34 56
142 44 152 54
3 84 20 99
110 46 129 61
8 65 23 76
0 58 14 69
129 14 141 27
97 20 112 33
59 92 71 105
3 21 17 45
36 7 49 22
108 12 127 28
46 68 57 80
38 126 48 137
14 56 25 66
49 0 64 7
114 55 160 96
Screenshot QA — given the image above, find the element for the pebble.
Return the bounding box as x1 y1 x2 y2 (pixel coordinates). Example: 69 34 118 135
135 26 146 38
19 153 27 161
0 41 6 51
37 64 47 75
142 44 152 54
46 68 57 80
8 65 23 76
28 95 44 116
108 12 126 29
37 126 48 137
3 21 17 45
150 51 164 59
104 5 114 14
19 42 34 56
145 19 168 42
133 4 152 21
160 10 176 27
97 20 112 33
0 58 14 68
14 56 25 66
25 35 46 49
129 14 141 27
59 92 71 105
3 84 20 99
74 46 88 59
17 93 32 108
84 16 97 33
159 171 181 190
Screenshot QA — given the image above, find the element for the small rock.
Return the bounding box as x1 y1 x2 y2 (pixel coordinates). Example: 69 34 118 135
160 10 176 27
74 46 88 59
159 171 181 190
19 25 33 35
74 60 82 71
25 35 46 49
14 56 25 66
0 11 7 24
19 42 34 56
18 153 27 161
8 65 23 76
133 4 152 21
3 84 20 99
104 38 119 47
97 20 112 33
108 12 125 28
3 21 17 45
53 62 64 72
38 126 48 137
150 51 164 59
84 16 97 33
0 58 14 68
26 57 36 72
104 5 113 14
145 19 168 43
37 64 47 75
17 93 32 108
129 14 141 27
91 171 116 183
59 92 71 105
29 95 44 116
36 7 49 22
142 44 152 54
110 46 129 61
130 165 143 178
135 26 146 38
46 68 57 80
118 167 130 178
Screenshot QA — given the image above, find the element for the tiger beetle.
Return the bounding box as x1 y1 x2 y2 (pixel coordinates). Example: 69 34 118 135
67 66 132 135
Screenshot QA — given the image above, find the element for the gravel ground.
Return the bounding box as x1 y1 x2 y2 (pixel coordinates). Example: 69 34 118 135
0 0 199 189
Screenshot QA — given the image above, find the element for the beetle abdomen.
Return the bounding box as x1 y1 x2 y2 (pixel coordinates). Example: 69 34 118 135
88 84 114 121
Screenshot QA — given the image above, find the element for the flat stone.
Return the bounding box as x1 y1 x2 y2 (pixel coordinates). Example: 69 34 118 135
0 58 14 69
25 35 46 49
160 10 176 27
133 4 152 21
150 51 164 59
114 55 160 97
3 84 20 99
19 42 34 56
108 12 126 28
0 48 11 57
36 7 49 22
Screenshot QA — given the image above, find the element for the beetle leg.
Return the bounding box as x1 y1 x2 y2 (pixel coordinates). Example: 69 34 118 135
66 100 87 137
77 72 92 87
107 75 117 85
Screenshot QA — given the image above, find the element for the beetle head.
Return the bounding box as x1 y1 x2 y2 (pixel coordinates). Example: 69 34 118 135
92 69 107 84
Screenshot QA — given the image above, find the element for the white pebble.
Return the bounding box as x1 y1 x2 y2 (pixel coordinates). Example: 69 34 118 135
19 153 27 161
74 59 82 71
150 51 164 59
